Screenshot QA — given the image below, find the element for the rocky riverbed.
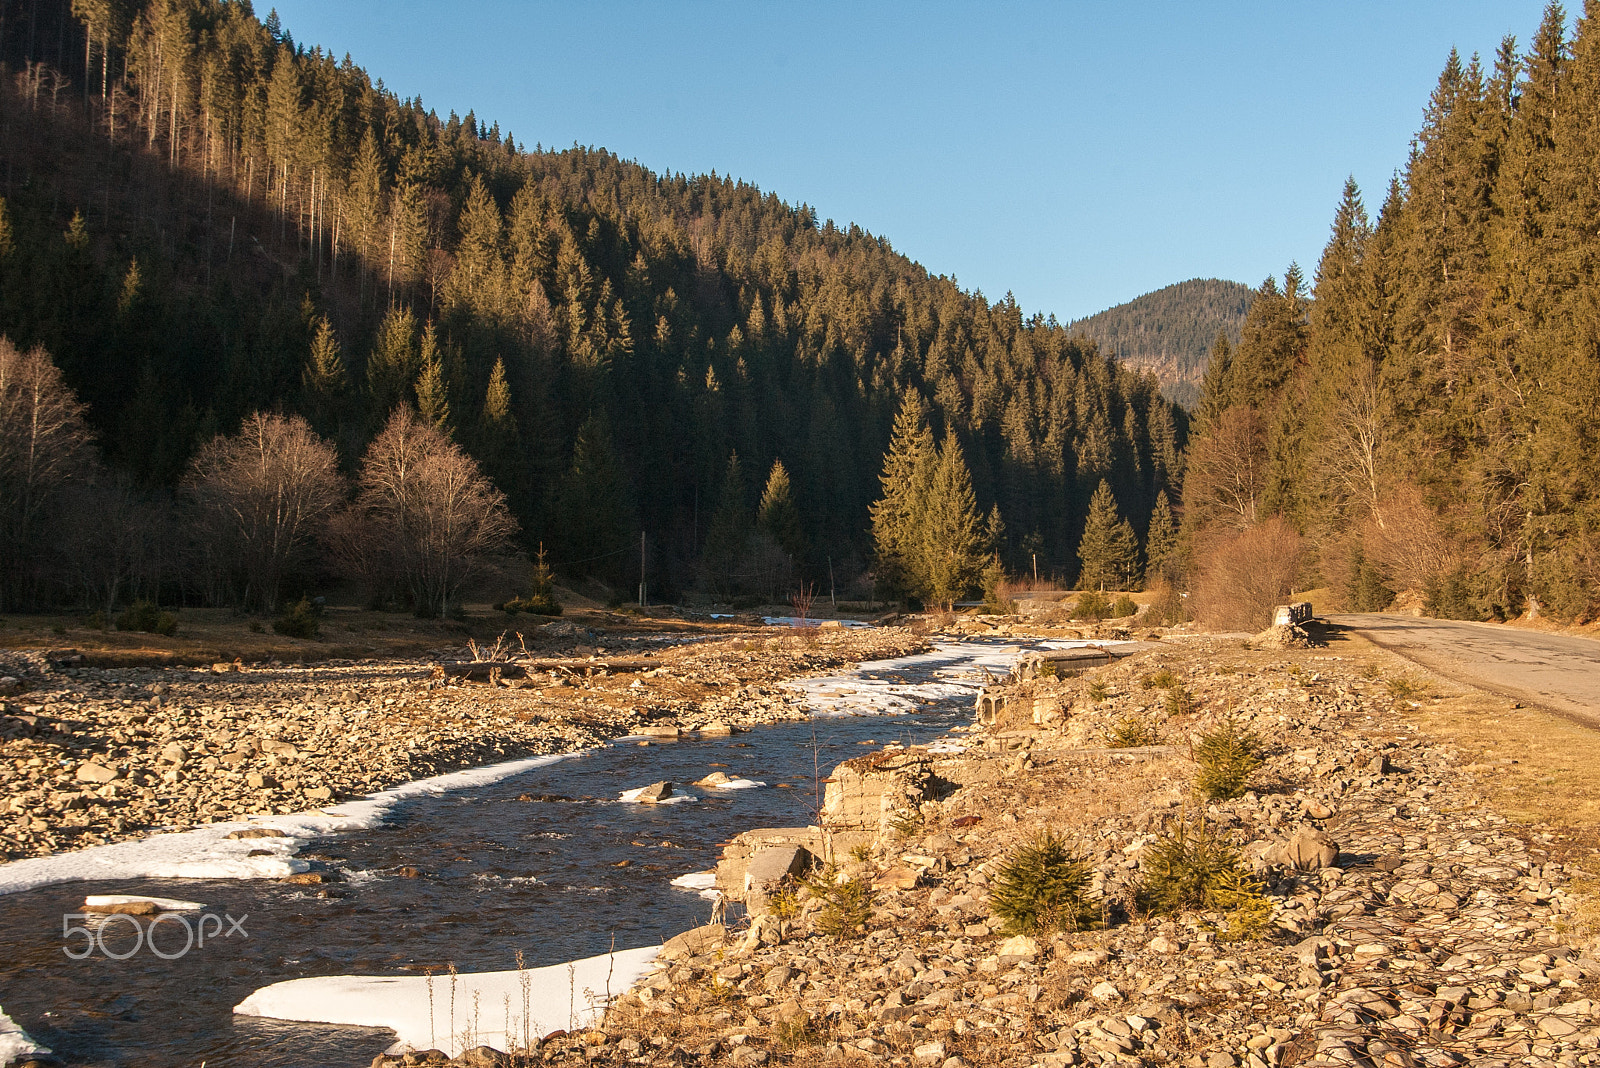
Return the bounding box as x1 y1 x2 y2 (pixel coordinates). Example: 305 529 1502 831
0 625 926 861
391 630 1600 1068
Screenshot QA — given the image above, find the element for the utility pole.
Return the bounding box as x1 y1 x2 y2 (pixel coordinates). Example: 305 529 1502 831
639 531 647 608
1032 553 1038 588
828 556 837 613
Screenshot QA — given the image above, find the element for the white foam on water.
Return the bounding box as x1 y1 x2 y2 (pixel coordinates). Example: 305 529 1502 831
234 946 659 1058
0 1006 48 1067
0 752 576 896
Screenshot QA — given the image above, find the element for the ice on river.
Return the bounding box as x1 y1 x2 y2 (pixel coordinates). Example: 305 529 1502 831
0 1005 49 1068
234 945 660 1059
788 637 1105 716
0 752 574 896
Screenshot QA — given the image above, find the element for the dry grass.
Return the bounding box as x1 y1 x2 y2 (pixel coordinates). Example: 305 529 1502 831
1329 630 1600 944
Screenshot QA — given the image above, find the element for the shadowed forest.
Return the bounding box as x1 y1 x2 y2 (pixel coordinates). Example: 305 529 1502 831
0 0 1181 614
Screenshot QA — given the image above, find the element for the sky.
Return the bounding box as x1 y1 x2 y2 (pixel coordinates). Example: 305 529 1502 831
269 1 1551 322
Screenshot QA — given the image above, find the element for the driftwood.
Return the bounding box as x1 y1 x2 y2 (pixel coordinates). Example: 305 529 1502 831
436 661 527 681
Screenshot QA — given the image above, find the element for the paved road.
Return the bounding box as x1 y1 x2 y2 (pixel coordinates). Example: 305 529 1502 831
1326 613 1600 728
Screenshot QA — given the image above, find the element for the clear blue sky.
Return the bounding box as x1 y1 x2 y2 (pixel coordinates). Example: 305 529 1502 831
270 1 1550 321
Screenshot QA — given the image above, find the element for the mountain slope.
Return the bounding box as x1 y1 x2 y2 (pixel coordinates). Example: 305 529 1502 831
1070 279 1253 408
0 0 1183 605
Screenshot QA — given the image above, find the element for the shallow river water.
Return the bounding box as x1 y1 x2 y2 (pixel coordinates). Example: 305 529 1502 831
0 638 1050 1066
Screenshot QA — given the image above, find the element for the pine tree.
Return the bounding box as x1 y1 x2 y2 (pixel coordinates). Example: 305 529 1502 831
869 389 937 595
1144 491 1178 584
757 459 805 565
914 433 984 607
367 304 419 423
551 413 631 584
1077 480 1138 591
702 451 751 598
414 322 451 432
303 315 347 434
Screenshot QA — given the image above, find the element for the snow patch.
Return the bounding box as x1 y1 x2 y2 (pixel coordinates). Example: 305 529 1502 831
617 786 695 805
85 893 205 911
0 1006 48 1067
234 946 659 1058
712 778 765 790
669 871 717 891
0 752 575 896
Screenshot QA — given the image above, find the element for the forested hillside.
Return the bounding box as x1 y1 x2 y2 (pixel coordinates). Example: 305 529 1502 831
1183 4 1600 624
0 0 1182 612
1070 279 1252 409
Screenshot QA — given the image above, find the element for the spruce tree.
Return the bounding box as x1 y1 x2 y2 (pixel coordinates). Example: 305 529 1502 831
1144 491 1178 585
869 389 937 596
414 322 451 432
1077 480 1138 591
303 315 347 434
702 451 751 598
757 459 805 565
915 433 984 607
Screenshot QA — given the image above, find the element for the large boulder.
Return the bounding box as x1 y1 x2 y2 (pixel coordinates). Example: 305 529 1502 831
1263 827 1339 870
743 845 813 912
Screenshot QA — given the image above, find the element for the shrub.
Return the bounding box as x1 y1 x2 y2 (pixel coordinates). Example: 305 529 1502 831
87 610 107 631
1193 715 1264 800
982 556 1016 615
1071 590 1111 621
1165 687 1196 717
1111 594 1137 618
1104 715 1161 748
272 596 321 640
1141 668 1180 689
801 864 874 939
116 600 177 636
1087 680 1110 703
1206 866 1275 942
1142 580 1189 626
1189 516 1303 631
1385 675 1422 700
503 547 563 616
1137 815 1246 915
989 832 1097 935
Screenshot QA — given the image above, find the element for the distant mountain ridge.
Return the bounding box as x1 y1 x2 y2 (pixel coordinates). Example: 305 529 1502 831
1070 279 1253 408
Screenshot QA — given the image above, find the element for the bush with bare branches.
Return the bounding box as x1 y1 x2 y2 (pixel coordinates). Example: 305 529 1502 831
333 408 517 617
186 412 346 611
1189 516 1303 631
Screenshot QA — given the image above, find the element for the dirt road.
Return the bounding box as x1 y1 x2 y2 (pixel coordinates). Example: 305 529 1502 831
1327 612 1600 728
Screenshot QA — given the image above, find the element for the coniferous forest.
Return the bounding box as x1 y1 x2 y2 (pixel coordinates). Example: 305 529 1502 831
0 0 1182 613
1184 4 1600 624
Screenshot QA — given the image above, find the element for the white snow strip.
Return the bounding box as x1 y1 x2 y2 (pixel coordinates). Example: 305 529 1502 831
713 778 765 790
84 893 205 911
234 946 660 1058
785 638 1109 718
0 752 575 896
669 871 717 891
0 1006 48 1067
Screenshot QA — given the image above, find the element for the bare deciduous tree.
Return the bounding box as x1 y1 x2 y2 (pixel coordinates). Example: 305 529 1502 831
186 412 346 611
1182 404 1268 530
335 407 516 617
0 337 97 610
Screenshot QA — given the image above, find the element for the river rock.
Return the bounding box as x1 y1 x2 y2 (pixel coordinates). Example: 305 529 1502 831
633 781 674 802
660 923 727 960
75 762 115 783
